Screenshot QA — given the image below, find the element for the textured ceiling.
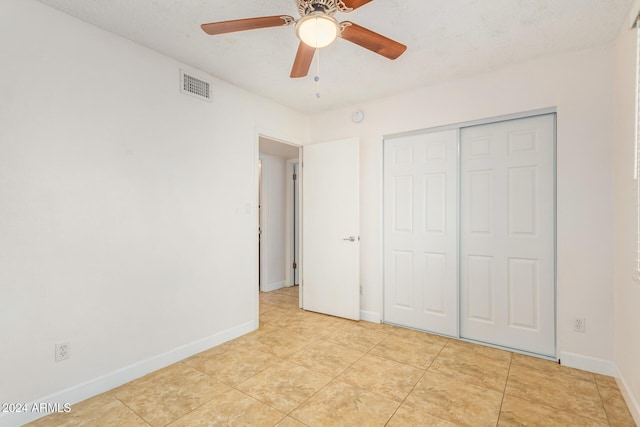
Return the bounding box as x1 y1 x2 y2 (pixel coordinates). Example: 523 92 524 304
37 0 633 114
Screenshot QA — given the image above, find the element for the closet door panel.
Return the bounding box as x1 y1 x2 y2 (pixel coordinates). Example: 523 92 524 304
384 130 458 336
460 114 555 357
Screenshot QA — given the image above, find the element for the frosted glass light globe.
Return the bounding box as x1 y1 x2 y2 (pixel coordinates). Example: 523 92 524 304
296 13 339 48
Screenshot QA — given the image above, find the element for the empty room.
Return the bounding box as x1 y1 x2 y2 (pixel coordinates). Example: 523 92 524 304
1 0 639 426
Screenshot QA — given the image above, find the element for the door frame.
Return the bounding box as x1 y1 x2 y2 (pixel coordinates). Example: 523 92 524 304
285 159 300 288
381 107 557 359
254 131 304 324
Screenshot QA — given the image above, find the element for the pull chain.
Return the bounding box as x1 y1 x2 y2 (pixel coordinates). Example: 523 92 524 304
314 48 320 98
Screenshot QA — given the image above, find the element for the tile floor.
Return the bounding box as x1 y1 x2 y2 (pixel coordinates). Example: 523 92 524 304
28 286 636 426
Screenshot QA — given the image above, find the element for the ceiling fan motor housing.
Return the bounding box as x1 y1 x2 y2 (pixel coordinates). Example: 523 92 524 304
297 0 352 17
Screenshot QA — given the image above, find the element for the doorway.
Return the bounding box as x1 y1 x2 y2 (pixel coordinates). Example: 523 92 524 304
257 136 361 320
258 137 301 294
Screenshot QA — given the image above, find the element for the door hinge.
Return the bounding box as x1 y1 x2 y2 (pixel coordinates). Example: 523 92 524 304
293 173 297 181
293 262 297 269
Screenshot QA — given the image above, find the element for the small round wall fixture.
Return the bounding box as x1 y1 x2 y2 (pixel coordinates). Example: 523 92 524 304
351 110 365 123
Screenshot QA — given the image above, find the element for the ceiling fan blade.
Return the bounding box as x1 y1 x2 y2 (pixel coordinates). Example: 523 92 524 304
341 0 375 11
290 42 315 78
340 21 407 60
201 15 294 35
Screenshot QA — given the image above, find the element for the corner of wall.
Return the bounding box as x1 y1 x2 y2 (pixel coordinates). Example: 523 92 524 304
617 366 640 425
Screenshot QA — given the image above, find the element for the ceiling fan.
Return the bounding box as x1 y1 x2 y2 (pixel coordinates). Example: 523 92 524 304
201 0 407 78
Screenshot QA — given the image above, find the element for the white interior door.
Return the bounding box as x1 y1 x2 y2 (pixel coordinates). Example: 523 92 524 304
460 114 555 356
383 130 458 336
302 138 360 320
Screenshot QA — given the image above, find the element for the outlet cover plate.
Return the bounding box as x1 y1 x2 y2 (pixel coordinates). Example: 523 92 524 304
55 342 70 362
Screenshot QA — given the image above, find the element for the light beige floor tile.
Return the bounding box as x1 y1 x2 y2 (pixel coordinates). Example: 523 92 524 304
112 362 230 426
25 394 149 427
290 380 399 427
369 333 446 369
184 344 279 386
273 286 299 297
404 371 503 426
512 353 594 383
237 360 332 413
288 339 365 376
275 416 308 427
184 322 277 364
595 373 618 389
428 345 511 391
338 354 424 402
260 292 299 308
386 404 459 427
505 361 607 423
298 309 341 324
253 328 316 358
321 313 368 330
275 417 307 427
393 326 450 344
325 322 392 352
445 339 513 363
167 389 284 427
283 313 351 340
284 319 333 340
273 295 300 307
300 311 362 340
498 394 609 426
595 374 637 426
230 322 280 347
356 320 398 333
259 302 279 314
259 307 308 327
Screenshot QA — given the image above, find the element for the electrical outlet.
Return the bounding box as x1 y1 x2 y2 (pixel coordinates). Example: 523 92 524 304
55 342 70 362
573 317 586 333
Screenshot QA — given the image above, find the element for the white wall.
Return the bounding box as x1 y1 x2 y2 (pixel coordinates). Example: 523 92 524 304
613 15 640 423
259 153 287 291
310 46 616 367
0 1 308 425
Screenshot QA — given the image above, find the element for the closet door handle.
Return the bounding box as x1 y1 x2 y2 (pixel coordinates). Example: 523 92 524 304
342 236 356 242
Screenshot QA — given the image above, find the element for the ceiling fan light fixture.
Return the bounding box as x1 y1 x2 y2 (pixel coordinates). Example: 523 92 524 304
296 13 339 48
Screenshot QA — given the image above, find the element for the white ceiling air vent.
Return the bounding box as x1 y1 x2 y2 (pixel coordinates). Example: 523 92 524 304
180 69 211 102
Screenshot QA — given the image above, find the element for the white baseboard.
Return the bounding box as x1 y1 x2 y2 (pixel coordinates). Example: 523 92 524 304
261 280 286 293
360 310 381 324
558 351 617 376
616 365 640 425
0 321 256 427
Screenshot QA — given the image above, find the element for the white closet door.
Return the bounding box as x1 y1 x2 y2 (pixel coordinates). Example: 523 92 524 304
384 129 458 336
460 114 555 356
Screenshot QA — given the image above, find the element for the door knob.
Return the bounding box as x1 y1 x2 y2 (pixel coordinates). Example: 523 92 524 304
342 236 356 242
